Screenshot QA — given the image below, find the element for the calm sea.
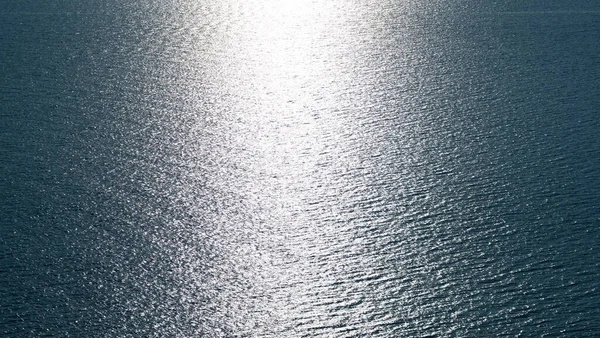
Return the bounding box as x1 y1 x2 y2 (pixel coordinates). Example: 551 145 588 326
2 0 600 336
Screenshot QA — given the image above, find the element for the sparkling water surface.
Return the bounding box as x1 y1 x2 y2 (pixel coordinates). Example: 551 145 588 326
2 0 600 336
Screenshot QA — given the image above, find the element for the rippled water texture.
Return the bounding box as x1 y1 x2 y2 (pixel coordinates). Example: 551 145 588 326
2 0 600 336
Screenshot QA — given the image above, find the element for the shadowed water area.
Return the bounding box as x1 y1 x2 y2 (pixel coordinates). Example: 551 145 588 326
1 0 600 336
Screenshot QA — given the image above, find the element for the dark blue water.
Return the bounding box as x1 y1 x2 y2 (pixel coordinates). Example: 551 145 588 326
2 0 600 336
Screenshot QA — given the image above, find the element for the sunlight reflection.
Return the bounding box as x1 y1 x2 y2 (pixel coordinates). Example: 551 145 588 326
162 0 404 335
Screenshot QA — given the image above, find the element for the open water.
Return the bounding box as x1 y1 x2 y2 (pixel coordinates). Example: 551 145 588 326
1 0 600 336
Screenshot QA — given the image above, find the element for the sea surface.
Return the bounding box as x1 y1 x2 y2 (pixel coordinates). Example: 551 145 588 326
2 0 600 336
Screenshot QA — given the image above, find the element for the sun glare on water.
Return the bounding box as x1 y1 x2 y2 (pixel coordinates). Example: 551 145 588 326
174 0 390 334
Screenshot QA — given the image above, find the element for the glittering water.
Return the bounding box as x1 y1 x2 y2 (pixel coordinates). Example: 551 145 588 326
2 0 600 336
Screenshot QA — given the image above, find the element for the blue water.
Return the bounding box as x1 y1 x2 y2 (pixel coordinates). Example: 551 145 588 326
2 0 600 336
